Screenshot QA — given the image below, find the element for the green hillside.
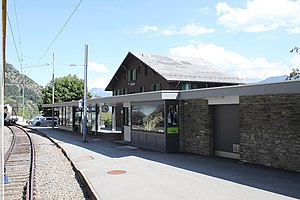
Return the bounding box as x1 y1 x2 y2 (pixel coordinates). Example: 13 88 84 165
4 63 43 119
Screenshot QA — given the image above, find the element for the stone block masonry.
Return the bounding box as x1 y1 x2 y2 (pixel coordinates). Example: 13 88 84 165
240 93 300 172
179 99 213 156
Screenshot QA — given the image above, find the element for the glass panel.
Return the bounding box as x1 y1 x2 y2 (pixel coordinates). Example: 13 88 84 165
124 108 127 126
140 87 145 92
131 104 164 133
127 70 131 81
91 108 96 131
59 107 63 125
132 69 137 80
167 105 178 126
180 83 186 90
192 83 198 89
75 108 81 131
156 84 161 91
64 107 67 126
66 106 73 128
167 104 179 134
150 84 155 91
128 107 131 125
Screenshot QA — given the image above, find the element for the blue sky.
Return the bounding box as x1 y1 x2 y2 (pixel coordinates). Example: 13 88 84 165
6 0 300 90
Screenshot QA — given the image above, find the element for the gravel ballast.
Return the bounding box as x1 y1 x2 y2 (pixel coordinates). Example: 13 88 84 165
30 131 88 199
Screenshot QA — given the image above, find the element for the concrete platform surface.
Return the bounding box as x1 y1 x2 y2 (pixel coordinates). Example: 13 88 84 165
34 127 300 200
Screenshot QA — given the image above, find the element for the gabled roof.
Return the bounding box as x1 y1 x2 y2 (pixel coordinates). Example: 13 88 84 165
132 52 244 84
105 52 244 91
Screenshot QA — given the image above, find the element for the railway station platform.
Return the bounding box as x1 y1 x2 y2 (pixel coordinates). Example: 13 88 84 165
30 127 299 200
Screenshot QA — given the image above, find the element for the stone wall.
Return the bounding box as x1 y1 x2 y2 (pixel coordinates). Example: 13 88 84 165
240 93 300 172
179 99 213 156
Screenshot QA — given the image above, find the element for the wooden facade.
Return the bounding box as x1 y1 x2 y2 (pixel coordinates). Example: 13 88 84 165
106 52 243 95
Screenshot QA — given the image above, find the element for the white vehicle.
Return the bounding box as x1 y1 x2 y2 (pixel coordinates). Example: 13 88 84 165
27 116 44 125
27 116 57 126
33 116 58 126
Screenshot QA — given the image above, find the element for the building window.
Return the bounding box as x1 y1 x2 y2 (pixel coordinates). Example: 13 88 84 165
127 70 131 82
127 69 137 81
122 88 128 95
156 84 161 91
140 86 145 92
132 69 137 81
117 89 120 95
180 83 191 90
150 84 155 91
180 84 185 90
192 83 198 89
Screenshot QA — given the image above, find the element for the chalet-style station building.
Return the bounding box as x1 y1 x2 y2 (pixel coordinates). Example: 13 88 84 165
43 51 300 172
105 52 244 95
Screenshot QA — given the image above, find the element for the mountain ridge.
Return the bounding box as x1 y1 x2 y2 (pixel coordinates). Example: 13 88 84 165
257 75 287 84
89 87 111 97
5 63 43 118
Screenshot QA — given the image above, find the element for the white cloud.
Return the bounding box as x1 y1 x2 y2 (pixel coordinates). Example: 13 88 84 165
169 43 291 82
139 25 159 33
179 23 215 35
70 62 109 73
216 0 300 33
259 35 279 40
87 76 112 90
196 6 210 14
88 62 109 73
287 26 300 34
130 23 215 36
161 29 174 36
290 53 300 67
124 25 158 34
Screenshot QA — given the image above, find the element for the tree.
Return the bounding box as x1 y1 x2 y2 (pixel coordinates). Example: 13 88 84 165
286 47 300 80
42 74 92 106
286 68 300 80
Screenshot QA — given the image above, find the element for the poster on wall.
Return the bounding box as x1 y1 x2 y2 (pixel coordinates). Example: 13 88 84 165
131 104 164 133
167 104 179 134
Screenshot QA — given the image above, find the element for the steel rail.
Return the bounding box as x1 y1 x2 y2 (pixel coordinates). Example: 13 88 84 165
5 125 35 200
15 125 35 200
4 126 16 163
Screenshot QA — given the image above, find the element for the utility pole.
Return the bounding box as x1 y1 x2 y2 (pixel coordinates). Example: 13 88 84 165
82 44 88 142
20 63 49 119
20 64 24 118
22 70 25 118
52 53 55 129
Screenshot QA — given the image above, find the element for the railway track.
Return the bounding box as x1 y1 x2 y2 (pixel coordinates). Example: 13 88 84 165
4 125 35 200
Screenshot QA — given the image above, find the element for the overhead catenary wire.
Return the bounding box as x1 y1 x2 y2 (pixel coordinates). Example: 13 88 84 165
7 11 22 68
13 0 23 65
35 0 83 66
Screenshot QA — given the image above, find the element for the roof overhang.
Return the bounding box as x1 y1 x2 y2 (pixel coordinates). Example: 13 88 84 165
42 101 79 108
178 79 300 100
43 80 300 108
42 90 179 108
